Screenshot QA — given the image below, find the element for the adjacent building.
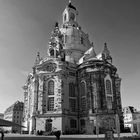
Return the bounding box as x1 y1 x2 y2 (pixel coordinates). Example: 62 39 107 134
0 113 4 119
22 2 123 134
4 101 24 133
123 106 137 132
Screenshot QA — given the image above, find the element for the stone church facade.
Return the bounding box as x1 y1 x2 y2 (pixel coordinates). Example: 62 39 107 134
22 2 123 134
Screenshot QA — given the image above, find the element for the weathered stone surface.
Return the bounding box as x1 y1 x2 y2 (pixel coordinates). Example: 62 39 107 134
22 2 122 135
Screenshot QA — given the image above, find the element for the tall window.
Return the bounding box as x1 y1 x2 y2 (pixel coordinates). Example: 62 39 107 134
107 96 112 109
80 119 85 128
64 14 67 21
48 80 54 95
45 120 52 132
106 80 112 94
69 83 75 97
81 97 86 111
69 98 76 112
70 119 77 128
48 97 54 111
81 37 83 44
80 82 86 96
65 35 67 43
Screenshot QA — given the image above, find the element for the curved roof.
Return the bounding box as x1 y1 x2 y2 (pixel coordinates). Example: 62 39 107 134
78 47 99 64
68 1 76 10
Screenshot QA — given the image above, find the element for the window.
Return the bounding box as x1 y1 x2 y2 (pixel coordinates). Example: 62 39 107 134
80 82 86 96
45 121 52 132
80 119 85 128
49 48 54 56
69 72 75 76
69 99 76 112
64 14 67 21
70 119 77 128
81 37 83 44
81 97 86 111
106 80 112 94
69 83 75 97
48 97 54 111
65 35 67 43
48 80 54 95
107 96 112 109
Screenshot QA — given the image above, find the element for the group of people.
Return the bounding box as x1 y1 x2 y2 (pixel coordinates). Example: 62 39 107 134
0 130 61 140
36 129 61 140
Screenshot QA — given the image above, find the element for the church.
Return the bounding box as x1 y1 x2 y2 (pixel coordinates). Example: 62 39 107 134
22 2 123 134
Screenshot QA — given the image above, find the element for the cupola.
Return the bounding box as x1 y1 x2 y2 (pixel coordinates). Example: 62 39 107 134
62 1 78 25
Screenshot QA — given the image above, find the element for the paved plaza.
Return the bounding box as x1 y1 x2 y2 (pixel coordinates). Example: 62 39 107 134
1 133 140 140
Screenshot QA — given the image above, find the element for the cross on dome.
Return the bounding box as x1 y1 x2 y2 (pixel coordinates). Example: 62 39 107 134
68 0 76 10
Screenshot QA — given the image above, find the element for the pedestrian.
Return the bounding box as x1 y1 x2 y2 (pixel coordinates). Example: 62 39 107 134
54 130 61 140
0 131 4 140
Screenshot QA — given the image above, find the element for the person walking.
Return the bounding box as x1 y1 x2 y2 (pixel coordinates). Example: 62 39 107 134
0 131 4 140
54 130 61 140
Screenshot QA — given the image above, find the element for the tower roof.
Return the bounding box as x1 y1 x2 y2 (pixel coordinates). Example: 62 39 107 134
84 44 96 60
102 42 110 56
78 45 97 64
67 0 76 10
102 43 112 63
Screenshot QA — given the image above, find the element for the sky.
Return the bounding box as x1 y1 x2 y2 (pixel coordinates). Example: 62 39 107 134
0 0 140 113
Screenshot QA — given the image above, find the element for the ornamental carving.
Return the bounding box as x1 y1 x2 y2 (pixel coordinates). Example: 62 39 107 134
41 63 57 72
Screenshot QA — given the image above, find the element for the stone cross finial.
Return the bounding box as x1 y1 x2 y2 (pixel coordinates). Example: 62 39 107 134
34 52 41 65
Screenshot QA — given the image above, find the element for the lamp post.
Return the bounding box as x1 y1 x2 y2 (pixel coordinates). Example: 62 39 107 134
96 114 99 140
115 114 120 140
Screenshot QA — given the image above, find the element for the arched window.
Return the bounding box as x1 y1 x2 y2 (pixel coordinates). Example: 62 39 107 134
49 48 54 56
80 82 86 111
69 83 75 97
64 14 67 21
80 82 86 96
106 80 112 94
48 80 54 95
